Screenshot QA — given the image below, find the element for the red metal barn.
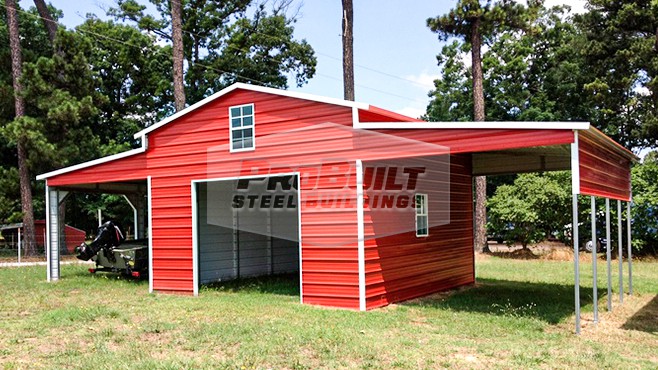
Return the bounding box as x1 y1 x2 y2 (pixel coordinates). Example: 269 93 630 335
38 83 635 313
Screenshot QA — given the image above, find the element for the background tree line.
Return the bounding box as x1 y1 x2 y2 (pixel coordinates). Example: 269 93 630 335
426 0 658 255
1 0 656 255
0 0 316 254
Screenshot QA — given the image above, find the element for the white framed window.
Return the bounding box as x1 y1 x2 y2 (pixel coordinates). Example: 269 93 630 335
229 103 255 152
415 193 428 237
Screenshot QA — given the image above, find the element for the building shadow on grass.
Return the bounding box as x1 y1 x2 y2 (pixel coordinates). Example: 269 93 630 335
202 273 299 296
622 294 658 335
405 278 606 324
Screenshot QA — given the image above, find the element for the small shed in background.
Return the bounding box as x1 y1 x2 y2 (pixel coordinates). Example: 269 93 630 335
0 220 85 255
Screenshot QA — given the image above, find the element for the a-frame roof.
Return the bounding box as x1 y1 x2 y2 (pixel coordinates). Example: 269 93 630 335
132 82 372 139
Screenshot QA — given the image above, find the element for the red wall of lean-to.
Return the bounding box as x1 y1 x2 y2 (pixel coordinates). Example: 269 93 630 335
578 131 632 201
362 154 474 309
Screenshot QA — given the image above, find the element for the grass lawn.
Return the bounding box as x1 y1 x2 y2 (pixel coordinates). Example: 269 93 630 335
0 256 656 369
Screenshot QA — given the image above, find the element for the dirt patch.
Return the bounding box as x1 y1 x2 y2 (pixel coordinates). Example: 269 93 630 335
491 248 539 260
542 247 574 261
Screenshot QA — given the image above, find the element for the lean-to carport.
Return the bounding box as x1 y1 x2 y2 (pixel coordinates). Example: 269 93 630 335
356 121 637 334
36 143 149 284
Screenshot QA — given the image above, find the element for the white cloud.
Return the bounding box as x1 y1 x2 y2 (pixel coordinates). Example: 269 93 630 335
394 106 426 119
404 72 438 91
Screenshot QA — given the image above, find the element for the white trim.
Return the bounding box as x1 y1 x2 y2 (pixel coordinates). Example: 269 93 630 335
571 131 581 195
134 83 369 139
191 181 199 296
147 176 154 294
354 121 590 130
45 185 51 282
191 172 299 184
352 106 360 127
356 160 366 311
122 195 138 239
36 139 147 180
415 193 429 237
229 103 256 153
296 175 303 304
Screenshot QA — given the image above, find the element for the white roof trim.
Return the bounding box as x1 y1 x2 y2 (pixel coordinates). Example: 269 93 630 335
36 139 146 181
134 83 370 139
354 121 591 130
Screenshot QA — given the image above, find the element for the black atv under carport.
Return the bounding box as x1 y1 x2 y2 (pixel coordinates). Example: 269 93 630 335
76 221 148 278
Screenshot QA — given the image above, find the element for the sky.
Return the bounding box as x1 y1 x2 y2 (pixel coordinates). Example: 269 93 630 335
19 0 587 118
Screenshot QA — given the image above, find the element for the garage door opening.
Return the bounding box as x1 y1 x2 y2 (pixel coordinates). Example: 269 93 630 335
194 174 300 292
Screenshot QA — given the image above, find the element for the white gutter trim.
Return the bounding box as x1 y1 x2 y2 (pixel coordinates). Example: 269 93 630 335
36 138 147 181
354 121 591 130
134 83 370 139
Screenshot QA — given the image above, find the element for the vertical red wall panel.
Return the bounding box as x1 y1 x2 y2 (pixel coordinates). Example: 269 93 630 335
363 154 474 309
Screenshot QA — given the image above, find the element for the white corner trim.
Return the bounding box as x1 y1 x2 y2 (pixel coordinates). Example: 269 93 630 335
134 83 369 139
352 106 360 127
296 175 303 304
356 160 366 311
191 180 199 296
45 185 51 282
36 139 147 181
571 131 581 195
147 176 154 294
354 121 591 130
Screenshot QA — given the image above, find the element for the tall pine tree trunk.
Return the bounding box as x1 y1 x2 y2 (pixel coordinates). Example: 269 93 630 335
7 0 37 256
341 0 354 101
171 0 186 111
471 17 489 253
33 0 57 43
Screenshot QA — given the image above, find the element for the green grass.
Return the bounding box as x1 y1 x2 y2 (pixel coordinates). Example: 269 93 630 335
0 257 656 369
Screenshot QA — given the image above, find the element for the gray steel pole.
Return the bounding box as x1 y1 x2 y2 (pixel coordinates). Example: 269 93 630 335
573 195 580 334
606 198 612 311
617 200 623 304
591 196 598 323
627 202 632 295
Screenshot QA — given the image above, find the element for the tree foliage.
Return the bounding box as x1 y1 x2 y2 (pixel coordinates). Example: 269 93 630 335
110 0 316 104
576 0 658 148
488 172 571 248
631 152 658 255
0 0 316 245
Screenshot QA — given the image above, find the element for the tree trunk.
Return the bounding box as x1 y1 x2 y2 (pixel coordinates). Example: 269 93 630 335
471 17 489 253
33 0 57 43
7 0 37 256
171 0 186 111
341 0 355 101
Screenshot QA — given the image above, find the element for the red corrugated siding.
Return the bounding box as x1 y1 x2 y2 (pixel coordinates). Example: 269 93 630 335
578 131 632 201
363 154 474 309
147 90 360 308
373 129 574 154
46 153 148 186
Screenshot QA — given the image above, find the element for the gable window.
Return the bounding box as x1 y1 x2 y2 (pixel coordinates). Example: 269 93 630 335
415 193 428 237
230 104 255 151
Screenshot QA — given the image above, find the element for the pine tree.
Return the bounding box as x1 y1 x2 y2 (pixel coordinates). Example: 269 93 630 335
428 0 538 253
